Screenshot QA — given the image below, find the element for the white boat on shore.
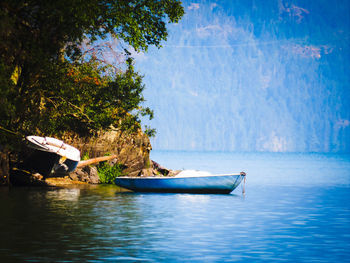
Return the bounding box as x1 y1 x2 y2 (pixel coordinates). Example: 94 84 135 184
25 136 81 177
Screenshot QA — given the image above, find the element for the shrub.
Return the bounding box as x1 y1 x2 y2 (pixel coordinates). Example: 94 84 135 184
97 162 125 184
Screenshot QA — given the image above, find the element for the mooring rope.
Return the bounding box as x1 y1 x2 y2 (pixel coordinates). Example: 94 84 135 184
0 125 23 137
240 171 246 195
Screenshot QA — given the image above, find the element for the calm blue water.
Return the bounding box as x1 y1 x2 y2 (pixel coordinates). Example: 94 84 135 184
0 151 349 262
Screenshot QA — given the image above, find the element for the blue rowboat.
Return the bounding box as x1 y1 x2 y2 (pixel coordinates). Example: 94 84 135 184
114 172 246 194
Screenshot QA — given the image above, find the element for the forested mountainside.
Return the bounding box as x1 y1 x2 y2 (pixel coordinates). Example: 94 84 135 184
136 0 350 152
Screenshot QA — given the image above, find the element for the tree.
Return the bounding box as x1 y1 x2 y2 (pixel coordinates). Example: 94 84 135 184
0 0 184 145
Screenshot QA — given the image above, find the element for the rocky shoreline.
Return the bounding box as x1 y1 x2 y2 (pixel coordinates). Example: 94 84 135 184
0 129 178 187
9 160 177 187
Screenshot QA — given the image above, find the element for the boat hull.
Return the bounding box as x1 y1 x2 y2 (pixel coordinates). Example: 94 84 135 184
24 136 81 176
115 174 244 194
22 149 61 177
62 158 79 173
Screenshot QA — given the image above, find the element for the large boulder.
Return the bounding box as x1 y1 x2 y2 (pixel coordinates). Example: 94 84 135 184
69 166 99 184
63 128 152 177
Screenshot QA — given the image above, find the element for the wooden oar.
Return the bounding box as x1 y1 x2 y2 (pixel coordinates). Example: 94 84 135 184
77 155 118 168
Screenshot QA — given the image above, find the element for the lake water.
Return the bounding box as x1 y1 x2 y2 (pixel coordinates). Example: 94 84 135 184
0 151 349 262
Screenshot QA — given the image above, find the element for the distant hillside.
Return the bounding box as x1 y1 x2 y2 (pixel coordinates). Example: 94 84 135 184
136 0 350 152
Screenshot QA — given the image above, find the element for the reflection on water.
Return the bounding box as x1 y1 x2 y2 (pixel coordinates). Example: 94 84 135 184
0 152 349 262
176 194 211 203
45 188 81 201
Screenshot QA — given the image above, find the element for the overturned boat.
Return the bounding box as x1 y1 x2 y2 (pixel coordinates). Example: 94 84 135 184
24 136 81 177
114 170 246 194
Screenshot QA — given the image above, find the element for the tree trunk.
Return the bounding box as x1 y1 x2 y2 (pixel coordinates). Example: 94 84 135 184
0 151 10 186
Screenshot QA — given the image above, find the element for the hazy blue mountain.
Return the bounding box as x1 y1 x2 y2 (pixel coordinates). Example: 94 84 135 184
134 0 350 152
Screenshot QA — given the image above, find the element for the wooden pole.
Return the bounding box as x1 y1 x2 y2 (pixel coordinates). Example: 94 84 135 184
77 155 118 168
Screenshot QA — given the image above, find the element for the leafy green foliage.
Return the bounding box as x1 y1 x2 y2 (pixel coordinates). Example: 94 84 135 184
144 125 157 138
0 1 184 146
97 162 125 184
29 56 152 137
